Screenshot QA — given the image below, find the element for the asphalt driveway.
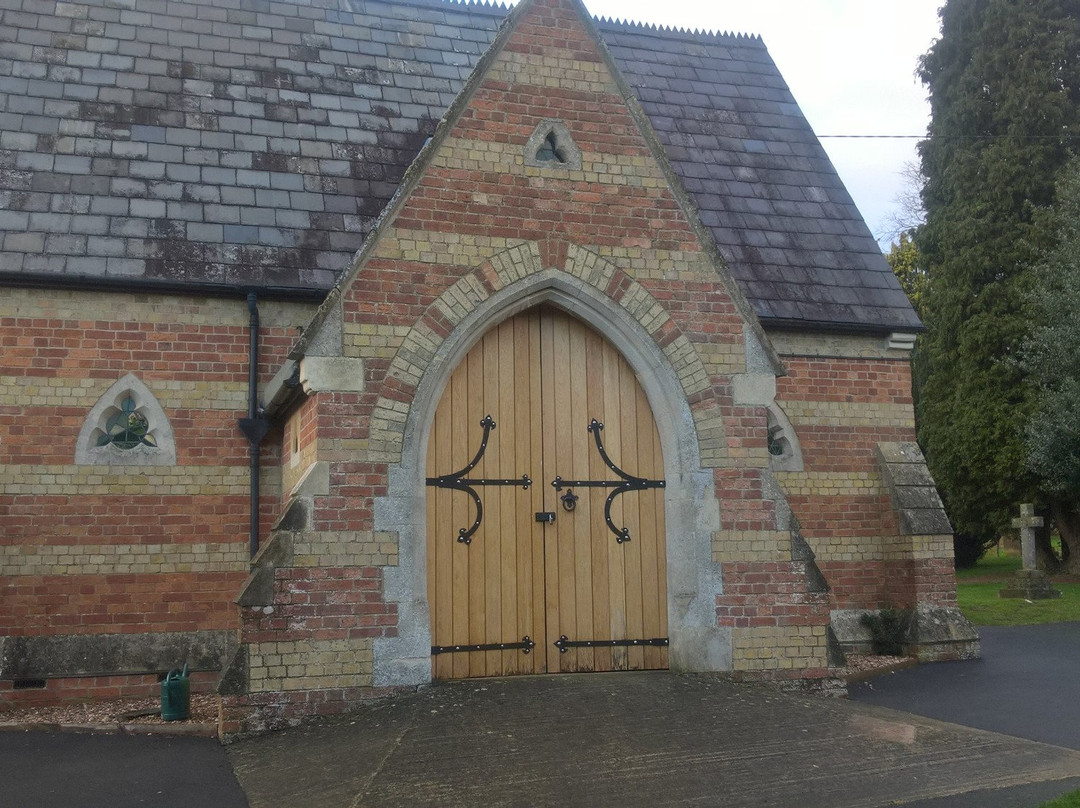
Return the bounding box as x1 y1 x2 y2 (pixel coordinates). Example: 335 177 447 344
850 621 1080 750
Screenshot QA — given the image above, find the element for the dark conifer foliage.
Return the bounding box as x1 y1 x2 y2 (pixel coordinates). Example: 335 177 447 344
915 0 1080 564
1021 157 1080 573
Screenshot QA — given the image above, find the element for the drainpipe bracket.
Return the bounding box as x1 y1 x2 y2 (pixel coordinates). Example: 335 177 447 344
238 416 270 446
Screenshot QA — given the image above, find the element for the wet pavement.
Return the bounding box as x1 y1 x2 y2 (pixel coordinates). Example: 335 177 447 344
7 622 1080 807
229 670 1080 807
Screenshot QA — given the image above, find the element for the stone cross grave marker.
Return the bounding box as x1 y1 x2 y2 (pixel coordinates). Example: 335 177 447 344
1000 503 1061 600
1012 502 1042 571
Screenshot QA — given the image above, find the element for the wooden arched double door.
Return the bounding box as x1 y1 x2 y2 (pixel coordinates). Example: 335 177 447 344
426 307 668 678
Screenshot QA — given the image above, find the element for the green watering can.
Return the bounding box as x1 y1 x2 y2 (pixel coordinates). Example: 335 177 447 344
161 664 190 721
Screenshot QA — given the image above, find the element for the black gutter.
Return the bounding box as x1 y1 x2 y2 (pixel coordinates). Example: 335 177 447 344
0 271 331 303
237 293 271 560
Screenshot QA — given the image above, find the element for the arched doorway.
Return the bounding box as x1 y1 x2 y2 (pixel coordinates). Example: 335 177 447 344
426 306 668 678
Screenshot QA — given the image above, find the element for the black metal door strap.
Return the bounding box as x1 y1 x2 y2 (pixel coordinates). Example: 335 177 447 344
426 415 532 545
431 636 536 655
554 635 669 653
550 419 665 544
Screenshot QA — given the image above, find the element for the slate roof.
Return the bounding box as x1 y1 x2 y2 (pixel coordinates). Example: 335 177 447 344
0 0 920 332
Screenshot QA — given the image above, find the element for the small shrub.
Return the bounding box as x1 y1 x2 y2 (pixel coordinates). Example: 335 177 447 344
859 608 911 656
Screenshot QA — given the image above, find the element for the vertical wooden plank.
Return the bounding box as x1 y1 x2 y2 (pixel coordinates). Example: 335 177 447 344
553 311 581 671
599 337 627 670
440 375 460 680
483 324 502 677
571 317 596 671
584 325 611 672
495 319 516 674
539 307 562 673
615 345 645 671
449 359 471 679
466 345 487 678
524 309 546 674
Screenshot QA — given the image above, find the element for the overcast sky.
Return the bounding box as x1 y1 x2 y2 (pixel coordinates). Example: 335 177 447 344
507 0 944 249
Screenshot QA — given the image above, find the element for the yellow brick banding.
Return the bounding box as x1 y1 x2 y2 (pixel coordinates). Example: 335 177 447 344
768 331 910 360
1 541 247 576
0 465 256 495
778 400 915 429
248 637 374 693
1 377 250 414
343 322 410 361
0 289 314 329
730 625 828 671
804 538 890 563
712 530 791 563
291 531 399 568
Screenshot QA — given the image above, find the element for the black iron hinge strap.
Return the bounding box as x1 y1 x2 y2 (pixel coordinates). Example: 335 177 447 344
431 636 536 655
553 635 669 653
426 415 532 545
550 419 665 544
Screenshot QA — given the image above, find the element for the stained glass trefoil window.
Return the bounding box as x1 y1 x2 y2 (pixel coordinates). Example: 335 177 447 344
97 396 156 450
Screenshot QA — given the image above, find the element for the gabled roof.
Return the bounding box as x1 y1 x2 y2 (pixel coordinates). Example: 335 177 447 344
0 0 919 332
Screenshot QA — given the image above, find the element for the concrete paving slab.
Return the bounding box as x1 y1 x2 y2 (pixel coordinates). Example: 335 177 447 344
228 672 1080 808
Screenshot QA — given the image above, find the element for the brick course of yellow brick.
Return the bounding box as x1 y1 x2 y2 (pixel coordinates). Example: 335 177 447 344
730 625 829 671
887 533 953 562
248 637 374 693
0 288 314 329
291 531 399 568
0 464 267 496
712 530 791 564
1 542 247 576
778 400 915 429
806 538 892 564
774 471 886 499
0 375 252 412
767 330 912 361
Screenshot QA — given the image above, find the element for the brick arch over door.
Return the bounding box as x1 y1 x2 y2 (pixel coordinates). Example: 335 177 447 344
368 262 731 688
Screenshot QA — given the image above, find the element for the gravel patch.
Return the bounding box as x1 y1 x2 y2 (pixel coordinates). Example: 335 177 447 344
0 693 218 728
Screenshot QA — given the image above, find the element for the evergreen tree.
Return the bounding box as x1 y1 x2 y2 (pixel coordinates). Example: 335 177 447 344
885 232 926 318
1021 156 1080 573
915 0 1080 565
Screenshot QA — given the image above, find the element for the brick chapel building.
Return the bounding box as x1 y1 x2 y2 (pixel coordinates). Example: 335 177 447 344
0 0 977 738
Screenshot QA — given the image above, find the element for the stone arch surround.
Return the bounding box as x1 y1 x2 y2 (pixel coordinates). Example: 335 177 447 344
368 244 732 687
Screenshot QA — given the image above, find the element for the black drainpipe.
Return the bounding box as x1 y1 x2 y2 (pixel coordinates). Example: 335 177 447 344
237 292 270 559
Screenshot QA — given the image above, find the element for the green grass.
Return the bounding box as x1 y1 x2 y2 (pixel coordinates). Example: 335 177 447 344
1039 789 1080 808
957 582 1080 625
955 550 1080 625
955 551 1022 579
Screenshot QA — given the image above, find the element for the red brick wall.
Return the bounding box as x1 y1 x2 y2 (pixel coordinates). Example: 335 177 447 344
0 291 308 645
774 349 952 611
240 568 397 644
